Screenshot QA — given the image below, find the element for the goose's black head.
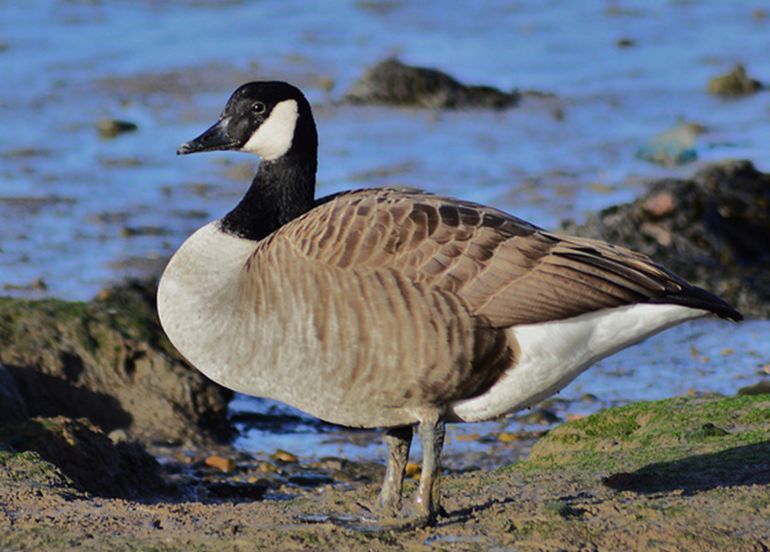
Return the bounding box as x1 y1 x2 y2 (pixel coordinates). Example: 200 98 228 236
178 81 317 161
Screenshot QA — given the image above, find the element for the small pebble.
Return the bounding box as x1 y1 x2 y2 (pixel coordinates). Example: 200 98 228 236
707 64 763 97
271 449 299 463
257 461 279 473
496 432 520 443
405 462 421 478
204 455 236 473
96 118 138 138
315 457 344 471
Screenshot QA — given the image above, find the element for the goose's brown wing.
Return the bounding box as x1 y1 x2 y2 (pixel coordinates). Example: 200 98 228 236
270 188 732 327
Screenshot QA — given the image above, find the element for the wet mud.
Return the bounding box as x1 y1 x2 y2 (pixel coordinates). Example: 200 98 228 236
1 395 767 551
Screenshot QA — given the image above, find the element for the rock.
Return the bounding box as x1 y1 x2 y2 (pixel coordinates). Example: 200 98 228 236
204 454 236 473
561 160 770 318
0 280 232 443
287 472 333 487
2 278 48 293
0 416 164 498
0 449 80 498
641 191 677 218
119 225 171 237
707 64 763 97
737 380 770 396
96 119 138 139
0 364 28 423
405 462 421 478
635 122 705 166
205 480 267 500
343 58 519 109
515 407 562 425
271 449 299 463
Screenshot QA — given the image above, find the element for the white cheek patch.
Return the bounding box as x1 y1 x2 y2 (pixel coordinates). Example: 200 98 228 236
240 99 299 160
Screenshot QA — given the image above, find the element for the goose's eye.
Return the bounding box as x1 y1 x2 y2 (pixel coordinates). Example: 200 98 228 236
252 102 266 114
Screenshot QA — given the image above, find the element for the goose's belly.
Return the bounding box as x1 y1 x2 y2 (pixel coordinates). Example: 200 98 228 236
448 303 706 422
164 289 428 428
158 226 485 429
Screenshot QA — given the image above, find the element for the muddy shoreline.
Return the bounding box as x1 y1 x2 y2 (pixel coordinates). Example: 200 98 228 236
2 395 768 551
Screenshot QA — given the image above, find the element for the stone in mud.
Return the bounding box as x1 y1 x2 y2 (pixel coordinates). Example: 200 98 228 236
0 280 232 443
0 364 28 423
707 64 763 97
344 58 519 109
0 416 163 498
561 160 770 318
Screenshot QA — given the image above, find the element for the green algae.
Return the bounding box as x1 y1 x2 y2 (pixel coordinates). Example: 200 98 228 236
514 394 770 476
0 449 78 493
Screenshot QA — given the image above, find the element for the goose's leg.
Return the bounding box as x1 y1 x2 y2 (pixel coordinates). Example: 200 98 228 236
377 425 413 517
415 416 446 525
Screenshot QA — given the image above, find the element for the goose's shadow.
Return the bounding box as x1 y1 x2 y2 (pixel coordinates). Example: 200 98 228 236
601 440 770 494
439 440 770 526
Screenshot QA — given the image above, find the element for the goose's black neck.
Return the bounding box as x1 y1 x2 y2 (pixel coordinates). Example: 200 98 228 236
220 147 317 241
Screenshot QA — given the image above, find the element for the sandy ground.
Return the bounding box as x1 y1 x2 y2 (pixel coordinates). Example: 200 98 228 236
2 395 768 551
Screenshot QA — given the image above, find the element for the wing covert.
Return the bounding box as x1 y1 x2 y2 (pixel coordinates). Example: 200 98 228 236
266 188 695 327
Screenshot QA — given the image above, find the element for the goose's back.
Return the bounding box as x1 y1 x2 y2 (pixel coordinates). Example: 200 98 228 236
275 188 714 326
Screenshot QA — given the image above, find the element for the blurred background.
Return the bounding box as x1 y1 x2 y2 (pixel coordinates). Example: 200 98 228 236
1 0 768 464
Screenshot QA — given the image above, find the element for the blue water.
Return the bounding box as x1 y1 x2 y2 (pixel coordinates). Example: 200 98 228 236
1 1 768 464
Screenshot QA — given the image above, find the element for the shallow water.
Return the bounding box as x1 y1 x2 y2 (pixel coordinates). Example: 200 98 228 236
1 1 768 465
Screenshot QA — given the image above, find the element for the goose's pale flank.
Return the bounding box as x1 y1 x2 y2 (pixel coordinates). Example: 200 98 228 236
157 81 742 525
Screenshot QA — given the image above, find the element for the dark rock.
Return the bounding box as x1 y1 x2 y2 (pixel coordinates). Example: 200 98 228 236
737 380 770 396
205 480 268 501
0 280 232 443
561 160 770 318
0 363 28 423
707 64 763 97
287 472 334 487
0 416 164 498
344 58 519 109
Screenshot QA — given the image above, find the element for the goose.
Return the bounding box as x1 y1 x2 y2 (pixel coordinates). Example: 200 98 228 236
157 81 742 525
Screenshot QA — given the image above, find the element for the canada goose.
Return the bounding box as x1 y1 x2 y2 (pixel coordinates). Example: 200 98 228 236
157 81 741 525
